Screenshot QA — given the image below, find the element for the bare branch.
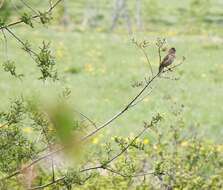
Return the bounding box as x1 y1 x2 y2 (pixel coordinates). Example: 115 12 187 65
81 72 160 141
158 47 162 65
129 88 153 108
141 48 154 76
132 39 153 76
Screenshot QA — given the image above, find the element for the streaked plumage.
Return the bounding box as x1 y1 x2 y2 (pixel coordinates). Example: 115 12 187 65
159 47 176 74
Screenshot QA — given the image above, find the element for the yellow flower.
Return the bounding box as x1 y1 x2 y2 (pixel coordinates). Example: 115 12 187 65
167 30 177 37
153 145 158 150
92 137 99 144
23 127 32 133
56 49 64 59
84 64 94 73
48 125 54 131
96 27 103 32
143 98 149 102
0 123 8 128
143 139 149 145
181 141 189 147
216 144 223 152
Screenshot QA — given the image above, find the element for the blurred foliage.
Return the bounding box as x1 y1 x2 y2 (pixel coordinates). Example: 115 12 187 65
0 0 11 23
0 0 223 189
1 98 223 189
0 126 36 174
189 0 211 21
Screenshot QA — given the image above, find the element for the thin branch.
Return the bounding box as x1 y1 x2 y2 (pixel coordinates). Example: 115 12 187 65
0 48 184 182
4 27 37 56
0 0 63 30
106 125 148 164
29 125 151 189
80 72 160 141
129 87 153 108
162 57 185 74
74 110 97 129
133 40 153 76
141 47 153 76
29 123 154 190
158 47 162 65
49 0 53 9
0 147 63 181
47 0 63 13
0 122 9 129
159 76 179 81
104 167 155 178
20 0 39 14
0 71 165 181
1 29 8 60
28 176 65 190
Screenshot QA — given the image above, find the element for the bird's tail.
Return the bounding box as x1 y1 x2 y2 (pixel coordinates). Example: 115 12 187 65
158 65 164 75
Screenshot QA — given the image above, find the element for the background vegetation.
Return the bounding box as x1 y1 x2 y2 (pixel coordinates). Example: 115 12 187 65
0 0 223 189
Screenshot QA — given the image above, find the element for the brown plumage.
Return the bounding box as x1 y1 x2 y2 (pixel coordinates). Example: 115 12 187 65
159 47 176 74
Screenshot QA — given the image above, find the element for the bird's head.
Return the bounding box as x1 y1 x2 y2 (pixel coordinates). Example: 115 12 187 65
168 47 176 54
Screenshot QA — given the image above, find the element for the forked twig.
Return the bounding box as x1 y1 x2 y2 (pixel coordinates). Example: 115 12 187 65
0 0 63 30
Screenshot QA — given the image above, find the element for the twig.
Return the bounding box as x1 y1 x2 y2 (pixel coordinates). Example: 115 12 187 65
162 58 185 74
74 110 97 129
141 48 153 76
4 27 37 56
20 0 39 14
0 66 178 181
158 47 162 65
0 147 63 181
29 125 150 189
1 29 8 60
106 125 148 164
159 76 179 81
133 40 153 76
0 0 63 30
28 176 65 190
0 122 9 129
129 88 153 108
81 72 160 142
104 167 155 178
0 72 164 181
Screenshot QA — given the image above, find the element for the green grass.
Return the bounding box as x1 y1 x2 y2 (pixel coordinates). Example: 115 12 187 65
0 27 223 143
0 0 223 144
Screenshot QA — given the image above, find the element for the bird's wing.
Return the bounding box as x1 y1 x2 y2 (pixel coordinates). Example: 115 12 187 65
160 55 170 65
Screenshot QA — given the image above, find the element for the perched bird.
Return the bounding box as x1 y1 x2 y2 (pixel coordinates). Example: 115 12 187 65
158 47 176 74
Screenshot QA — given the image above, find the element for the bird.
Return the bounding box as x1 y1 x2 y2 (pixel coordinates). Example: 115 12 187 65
158 47 176 74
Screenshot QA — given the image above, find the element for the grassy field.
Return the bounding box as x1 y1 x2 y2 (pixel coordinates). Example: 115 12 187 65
0 0 223 144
